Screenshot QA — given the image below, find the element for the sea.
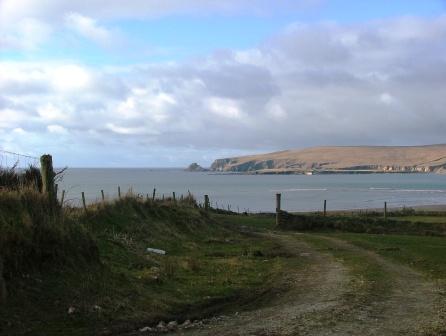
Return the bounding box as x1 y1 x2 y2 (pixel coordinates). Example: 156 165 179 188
58 169 446 212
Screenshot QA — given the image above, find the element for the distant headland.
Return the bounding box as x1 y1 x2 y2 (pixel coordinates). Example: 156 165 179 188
193 145 446 175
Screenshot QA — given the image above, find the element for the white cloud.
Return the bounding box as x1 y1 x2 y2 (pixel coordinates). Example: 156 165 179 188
1 16 446 165
0 18 51 50
37 104 67 121
105 123 150 135
0 0 321 24
47 124 68 134
206 97 243 119
50 65 91 92
379 93 397 105
65 12 111 44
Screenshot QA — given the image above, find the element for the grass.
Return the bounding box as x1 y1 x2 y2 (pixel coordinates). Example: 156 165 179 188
331 233 446 280
0 194 289 336
301 234 391 298
277 210 446 236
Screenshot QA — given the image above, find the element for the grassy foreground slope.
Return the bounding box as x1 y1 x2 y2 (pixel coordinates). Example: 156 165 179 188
0 194 285 336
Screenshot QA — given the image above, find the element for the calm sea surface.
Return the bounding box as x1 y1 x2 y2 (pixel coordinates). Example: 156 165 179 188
59 169 446 212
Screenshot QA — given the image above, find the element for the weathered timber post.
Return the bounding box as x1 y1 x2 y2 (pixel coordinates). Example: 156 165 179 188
172 192 176 203
101 190 105 203
0 256 6 303
384 202 387 220
40 154 56 205
118 186 121 199
324 200 327 217
276 193 281 226
61 190 66 205
204 195 210 211
152 188 156 201
81 192 87 213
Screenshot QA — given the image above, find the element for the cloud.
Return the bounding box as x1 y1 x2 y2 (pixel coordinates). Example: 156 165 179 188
0 17 51 50
47 124 68 134
65 12 111 44
0 0 320 51
1 16 446 166
0 0 321 24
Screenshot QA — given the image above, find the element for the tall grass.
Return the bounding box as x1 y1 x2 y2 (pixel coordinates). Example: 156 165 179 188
0 164 42 192
0 165 97 280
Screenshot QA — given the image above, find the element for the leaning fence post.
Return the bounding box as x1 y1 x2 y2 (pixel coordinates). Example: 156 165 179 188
152 188 156 201
276 193 281 226
384 202 387 220
40 154 56 205
61 190 65 205
118 186 121 199
101 190 105 203
81 192 87 213
324 200 327 216
204 195 210 211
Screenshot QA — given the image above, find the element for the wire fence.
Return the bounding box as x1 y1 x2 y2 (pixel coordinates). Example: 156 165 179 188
0 149 40 170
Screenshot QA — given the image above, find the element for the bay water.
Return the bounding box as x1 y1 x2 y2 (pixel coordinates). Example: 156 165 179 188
59 169 446 212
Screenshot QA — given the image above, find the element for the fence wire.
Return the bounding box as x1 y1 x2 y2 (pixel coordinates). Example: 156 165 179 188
0 149 40 170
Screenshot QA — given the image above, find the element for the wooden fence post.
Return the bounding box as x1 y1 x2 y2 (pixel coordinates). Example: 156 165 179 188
384 202 387 220
118 186 121 199
40 154 56 205
324 200 327 216
276 193 281 226
101 190 105 203
81 192 87 213
61 190 65 205
173 192 176 203
152 188 156 201
204 195 209 211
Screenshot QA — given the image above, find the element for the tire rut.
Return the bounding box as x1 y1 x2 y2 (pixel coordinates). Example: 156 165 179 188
168 233 351 336
140 233 445 336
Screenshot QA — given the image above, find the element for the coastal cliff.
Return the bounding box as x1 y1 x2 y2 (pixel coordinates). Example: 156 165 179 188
210 145 446 174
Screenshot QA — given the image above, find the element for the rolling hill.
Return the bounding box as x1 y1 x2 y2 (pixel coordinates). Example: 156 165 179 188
210 145 446 174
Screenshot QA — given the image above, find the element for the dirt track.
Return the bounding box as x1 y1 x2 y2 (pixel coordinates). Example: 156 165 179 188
166 233 444 336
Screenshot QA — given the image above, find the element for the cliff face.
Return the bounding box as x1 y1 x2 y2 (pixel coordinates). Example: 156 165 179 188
210 145 446 174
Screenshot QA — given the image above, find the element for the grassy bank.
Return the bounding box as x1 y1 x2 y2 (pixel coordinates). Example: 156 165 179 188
0 193 289 336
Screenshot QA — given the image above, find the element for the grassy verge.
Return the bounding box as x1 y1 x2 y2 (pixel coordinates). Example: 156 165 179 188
329 233 446 280
0 196 288 336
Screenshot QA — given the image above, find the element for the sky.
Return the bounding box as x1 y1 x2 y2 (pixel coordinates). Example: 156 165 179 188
1 0 446 167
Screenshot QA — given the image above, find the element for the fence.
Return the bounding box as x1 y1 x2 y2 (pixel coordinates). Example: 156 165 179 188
275 193 393 227
0 153 430 218
0 149 40 170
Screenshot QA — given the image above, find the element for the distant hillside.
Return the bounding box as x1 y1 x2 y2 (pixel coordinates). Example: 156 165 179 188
210 145 446 174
